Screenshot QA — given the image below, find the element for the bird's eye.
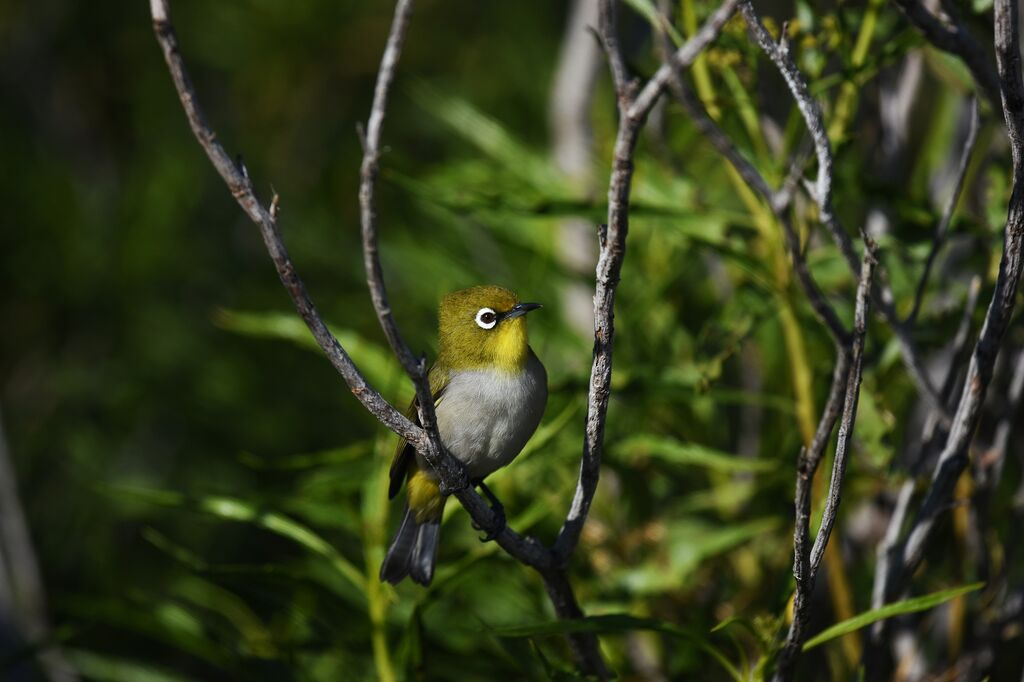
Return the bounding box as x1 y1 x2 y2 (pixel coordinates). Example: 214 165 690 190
475 307 498 329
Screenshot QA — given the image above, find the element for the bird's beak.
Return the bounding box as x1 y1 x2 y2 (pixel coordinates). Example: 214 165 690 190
500 302 543 321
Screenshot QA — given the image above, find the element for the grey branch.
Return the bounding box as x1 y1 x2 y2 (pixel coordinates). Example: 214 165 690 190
356 0 449 475
739 0 950 423
149 0 550 582
0 409 78 682
629 0 741 122
773 248 877 682
907 98 981 326
889 0 1001 109
149 0 747 676
716 3 891 676
867 276 981 661
553 0 740 564
662 71 849 345
874 0 1024 633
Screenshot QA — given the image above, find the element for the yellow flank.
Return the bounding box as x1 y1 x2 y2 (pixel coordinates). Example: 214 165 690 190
407 466 445 523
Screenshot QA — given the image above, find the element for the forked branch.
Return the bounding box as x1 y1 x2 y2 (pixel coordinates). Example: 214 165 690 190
150 0 738 677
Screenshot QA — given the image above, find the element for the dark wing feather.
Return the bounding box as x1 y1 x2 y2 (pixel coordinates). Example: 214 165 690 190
387 364 449 499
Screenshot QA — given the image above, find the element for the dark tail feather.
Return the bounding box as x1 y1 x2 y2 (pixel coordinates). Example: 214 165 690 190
380 507 443 586
380 507 417 585
409 518 441 586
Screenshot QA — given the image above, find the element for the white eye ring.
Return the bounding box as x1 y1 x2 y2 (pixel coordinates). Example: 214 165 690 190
475 307 498 329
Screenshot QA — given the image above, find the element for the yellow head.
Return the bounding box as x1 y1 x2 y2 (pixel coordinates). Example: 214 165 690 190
437 285 542 374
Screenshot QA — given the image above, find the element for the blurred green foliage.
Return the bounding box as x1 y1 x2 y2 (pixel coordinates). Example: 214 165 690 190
2 0 1023 680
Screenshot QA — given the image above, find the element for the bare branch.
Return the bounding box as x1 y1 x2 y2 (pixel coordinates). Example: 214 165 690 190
629 0 741 123
597 0 630 106
151 2 415 443
867 276 982 664
808 250 877 576
653 16 848 346
553 0 740 564
739 0 951 422
667 79 849 345
907 98 981 326
774 247 877 682
877 0 1024 619
889 0 1001 109
355 0 457 498
149 0 550 569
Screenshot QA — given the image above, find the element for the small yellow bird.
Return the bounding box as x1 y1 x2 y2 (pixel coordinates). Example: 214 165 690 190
380 285 547 586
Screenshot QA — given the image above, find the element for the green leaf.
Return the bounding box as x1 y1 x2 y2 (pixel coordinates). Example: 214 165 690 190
616 517 780 593
61 597 234 670
213 308 397 389
616 434 775 473
108 486 367 596
411 84 564 193
802 583 984 651
491 614 742 682
64 650 193 682
622 0 685 46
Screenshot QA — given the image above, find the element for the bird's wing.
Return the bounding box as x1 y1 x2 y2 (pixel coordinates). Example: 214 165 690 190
387 363 450 499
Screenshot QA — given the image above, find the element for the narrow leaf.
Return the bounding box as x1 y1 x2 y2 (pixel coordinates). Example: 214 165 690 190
617 435 775 473
802 583 984 651
491 614 742 682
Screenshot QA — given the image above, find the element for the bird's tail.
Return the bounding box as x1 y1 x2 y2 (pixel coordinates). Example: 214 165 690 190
379 505 443 586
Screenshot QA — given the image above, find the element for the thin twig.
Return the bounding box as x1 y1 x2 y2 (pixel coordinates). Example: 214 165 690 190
909 276 984 479
628 0 742 122
654 9 875 674
971 347 1024 584
149 0 548 570
665 77 849 345
356 0 449 478
774 247 877 682
889 0 1001 110
808 250 876 576
907 98 981 326
876 0 1024 628
867 276 982 660
553 0 740 565
739 0 951 423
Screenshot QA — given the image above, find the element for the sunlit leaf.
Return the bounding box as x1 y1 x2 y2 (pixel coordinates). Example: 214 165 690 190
213 308 397 389
802 583 984 651
616 434 775 473
107 486 366 596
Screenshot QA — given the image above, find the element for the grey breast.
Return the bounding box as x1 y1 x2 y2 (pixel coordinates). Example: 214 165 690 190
430 352 547 480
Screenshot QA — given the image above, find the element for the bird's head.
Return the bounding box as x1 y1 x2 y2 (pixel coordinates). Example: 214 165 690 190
437 285 542 373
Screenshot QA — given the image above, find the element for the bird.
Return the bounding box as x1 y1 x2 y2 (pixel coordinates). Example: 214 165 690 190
379 285 547 586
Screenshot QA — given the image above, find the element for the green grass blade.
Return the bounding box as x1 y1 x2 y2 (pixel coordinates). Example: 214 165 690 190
109 486 367 595
802 583 984 651
491 614 742 682
213 308 397 389
616 434 775 473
